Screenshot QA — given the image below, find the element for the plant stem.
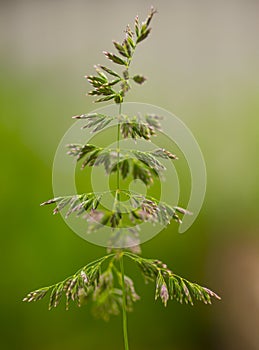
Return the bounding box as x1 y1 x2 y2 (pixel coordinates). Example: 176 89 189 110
119 254 129 350
117 100 129 349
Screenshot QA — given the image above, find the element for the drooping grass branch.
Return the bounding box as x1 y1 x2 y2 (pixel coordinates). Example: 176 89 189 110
23 252 220 314
24 7 220 350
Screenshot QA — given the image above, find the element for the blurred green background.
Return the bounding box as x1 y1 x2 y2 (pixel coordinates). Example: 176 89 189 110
1 0 258 349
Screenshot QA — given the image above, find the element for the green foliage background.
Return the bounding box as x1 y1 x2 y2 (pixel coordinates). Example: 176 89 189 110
0 1 258 349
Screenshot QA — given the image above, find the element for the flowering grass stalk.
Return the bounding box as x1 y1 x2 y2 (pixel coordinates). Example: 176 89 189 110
23 8 220 349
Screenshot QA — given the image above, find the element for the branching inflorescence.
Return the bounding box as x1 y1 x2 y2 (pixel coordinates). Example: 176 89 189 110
24 8 220 350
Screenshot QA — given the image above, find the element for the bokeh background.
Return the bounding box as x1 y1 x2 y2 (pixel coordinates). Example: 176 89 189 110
1 0 258 349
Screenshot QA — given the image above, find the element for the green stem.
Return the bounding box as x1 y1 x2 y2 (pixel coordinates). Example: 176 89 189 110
119 254 129 350
117 98 129 349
